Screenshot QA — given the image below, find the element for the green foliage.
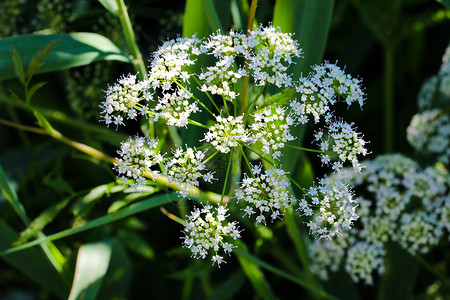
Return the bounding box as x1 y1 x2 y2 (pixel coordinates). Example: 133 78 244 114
0 33 130 81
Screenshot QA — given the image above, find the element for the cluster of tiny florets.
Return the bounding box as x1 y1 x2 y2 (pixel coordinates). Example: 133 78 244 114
236 165 294 224
314 119 368 173
247 25 302 87
298 176 359 240
407 107 450 166
204 115 250 153
114 136 162 191
182 205 241 267
100 74 151 128
308 154 450 283
163 146 215 197
250 106 295 160
290 62 365 124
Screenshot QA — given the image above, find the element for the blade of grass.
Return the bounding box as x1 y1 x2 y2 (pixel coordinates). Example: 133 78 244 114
273 0 334 76
234 247 338 300
234 240 275 300
201 0 224 32
0 220 69 299
0 193 179 256
68 240 113 300
0 164 29 225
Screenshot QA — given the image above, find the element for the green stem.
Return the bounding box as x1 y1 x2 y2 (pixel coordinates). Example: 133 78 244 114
117 0 147 79
202 150 219 164
187 119 209 129
192 76 221 114
175 81 215 117
220 153 233 205
241 0 258 115
384 45 394 153
285 144 331 154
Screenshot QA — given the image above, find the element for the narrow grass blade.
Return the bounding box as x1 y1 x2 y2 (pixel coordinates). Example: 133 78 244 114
234 247 338 300
68 240 113 300
201 0 224 32
16 198 70 245
0 164 29 225
0 193 179 256
234 240 274 300
0 220 69 299
273 0 334 76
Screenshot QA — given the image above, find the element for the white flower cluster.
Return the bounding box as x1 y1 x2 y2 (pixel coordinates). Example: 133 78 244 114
247 25 302 87
199 30 247 100
298 176 359 240
251 105 295 160
114 136 162 191
204 115 250 153
182 205 241 267
407 109 450 164
314 119 368 172
408 42 450 165
290 62 365 124
308 154 450 284
164 146 215 198
101 25 369 266
236 165 293 224
100 74 151 128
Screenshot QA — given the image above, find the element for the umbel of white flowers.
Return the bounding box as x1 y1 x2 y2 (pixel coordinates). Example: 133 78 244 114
100 25 368 266
309 154 450 284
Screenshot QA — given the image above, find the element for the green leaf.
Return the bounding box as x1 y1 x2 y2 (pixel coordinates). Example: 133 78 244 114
234 240 274 300
234 246 338 300
26 82 47 103
27 40 58 81
0 220 69 299
0 33 131 81
201 0 224 32
98 0 119 14
68 240 113 300
72 183 120 218
273 0 334 76
0 193 179 256
118 229 155 259
183 0 211 37
436 0 450 9
33 109 54 132
209 271 245 300
97 239 131 300
377 243 419 300
7 88 23 103
0 164 29 225
15 198 70 245
11 48 25 86
183 0 230 38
